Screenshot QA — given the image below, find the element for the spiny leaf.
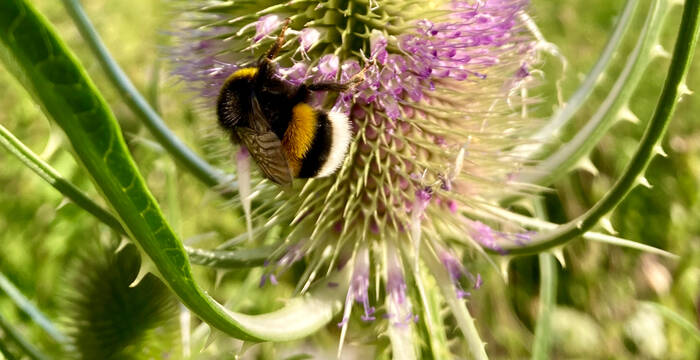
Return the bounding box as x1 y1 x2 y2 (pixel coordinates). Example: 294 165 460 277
61 242 179 360
1 121 273 269
492 0 700 254
60 0 232 193
514 0 671 188
515 0 639 158
0 0 343 342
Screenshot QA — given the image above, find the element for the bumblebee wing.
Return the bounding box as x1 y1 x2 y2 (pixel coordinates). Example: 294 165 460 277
248 95 272 133
236 127 293 185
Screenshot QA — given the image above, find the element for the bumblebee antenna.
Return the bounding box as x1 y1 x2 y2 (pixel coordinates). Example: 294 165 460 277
256 18 291 89
265 18 292 60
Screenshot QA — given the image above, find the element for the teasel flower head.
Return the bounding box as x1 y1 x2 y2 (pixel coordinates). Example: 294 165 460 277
170 0 540 355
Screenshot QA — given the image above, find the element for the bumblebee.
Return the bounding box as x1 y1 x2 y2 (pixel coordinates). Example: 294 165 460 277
216 20 359 185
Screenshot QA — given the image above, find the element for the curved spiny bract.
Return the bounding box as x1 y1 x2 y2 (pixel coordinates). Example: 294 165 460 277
0 0 345 342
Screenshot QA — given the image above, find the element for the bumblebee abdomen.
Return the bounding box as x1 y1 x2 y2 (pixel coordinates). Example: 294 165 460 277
282 103 318 175
316 112 352 177
297 111 333 178
282 103 351 178
217 65 351 182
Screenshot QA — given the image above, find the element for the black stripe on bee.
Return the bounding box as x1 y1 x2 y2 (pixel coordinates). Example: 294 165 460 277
298 112 333 178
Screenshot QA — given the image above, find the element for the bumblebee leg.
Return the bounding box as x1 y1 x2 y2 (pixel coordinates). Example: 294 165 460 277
265 18 291 60
292 82 347 104
292 61 373 103
297 80 355 104
304 62 373 93
306 82 350 92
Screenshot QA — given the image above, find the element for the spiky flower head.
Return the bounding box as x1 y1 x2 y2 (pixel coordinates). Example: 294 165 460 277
171 0 538 355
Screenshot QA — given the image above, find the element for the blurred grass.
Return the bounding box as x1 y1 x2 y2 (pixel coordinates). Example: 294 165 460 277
0 0 699 359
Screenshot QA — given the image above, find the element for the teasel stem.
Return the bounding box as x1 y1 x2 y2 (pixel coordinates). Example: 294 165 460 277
0 272 68 345
0 123 127 235
494 0 700 255
0 123 272 268
531 200 557 360
515 0 671 187
531 253 557 359
517 0 638 159
471 204 678 259
424 244 489 360
60 0 233 193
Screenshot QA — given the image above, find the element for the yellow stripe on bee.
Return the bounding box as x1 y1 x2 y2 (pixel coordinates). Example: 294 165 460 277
226 67 258 82
283 103 317 175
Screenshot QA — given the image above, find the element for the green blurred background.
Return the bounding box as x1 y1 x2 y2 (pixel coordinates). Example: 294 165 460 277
1 0 699 358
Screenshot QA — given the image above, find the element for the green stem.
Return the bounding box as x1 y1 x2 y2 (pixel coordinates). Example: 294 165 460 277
494 0 700 255
60 0 232 192
518 0 669 186
412 263 450 359
0 312 48 360
0 272 68 345
1 0 337 341
1 123 272 268
531 200 557 360
472 205 678 259
184 245 272 268
424 248 489 360
519 0 639 158
0 123 126 235
531 253 557 359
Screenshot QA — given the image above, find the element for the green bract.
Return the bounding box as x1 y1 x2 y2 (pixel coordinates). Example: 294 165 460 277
0 0 347 343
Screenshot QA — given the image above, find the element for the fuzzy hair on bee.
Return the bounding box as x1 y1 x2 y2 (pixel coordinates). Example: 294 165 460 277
216 19 359 185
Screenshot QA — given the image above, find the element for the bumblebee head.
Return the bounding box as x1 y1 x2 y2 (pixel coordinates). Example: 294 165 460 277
216 67 260 133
